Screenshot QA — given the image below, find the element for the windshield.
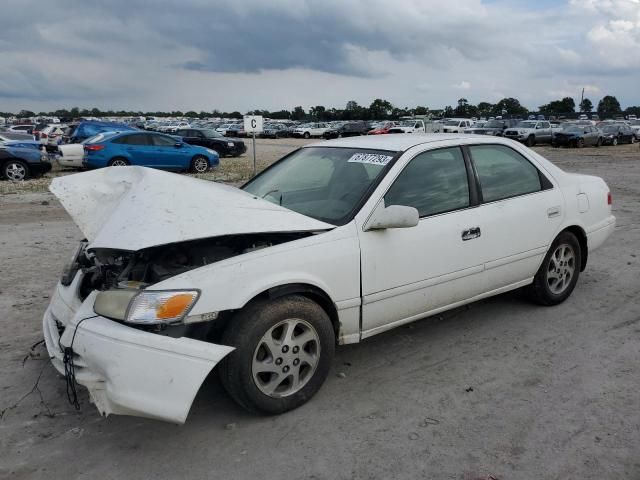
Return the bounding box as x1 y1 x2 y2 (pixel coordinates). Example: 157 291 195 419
602 126 618 133
444 120 460 126
565 126 583 133
484 120 503 128
243 147 396 225
517 121 537 129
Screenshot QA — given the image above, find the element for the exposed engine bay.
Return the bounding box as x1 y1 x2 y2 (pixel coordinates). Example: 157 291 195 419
71 232 314 300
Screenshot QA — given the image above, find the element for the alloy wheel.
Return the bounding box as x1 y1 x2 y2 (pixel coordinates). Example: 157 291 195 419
546 244 576 295
193 157 208 173
5 162 27 181
252 318 320 398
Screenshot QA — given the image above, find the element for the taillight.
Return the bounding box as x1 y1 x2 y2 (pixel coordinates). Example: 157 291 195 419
41 133 47 138
607 191 612 205
84 144 105 152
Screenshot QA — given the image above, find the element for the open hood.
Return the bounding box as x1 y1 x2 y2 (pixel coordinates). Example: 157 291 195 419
50 166 333 251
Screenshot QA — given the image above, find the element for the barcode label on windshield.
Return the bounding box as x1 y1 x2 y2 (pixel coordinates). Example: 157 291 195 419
348 153 393 165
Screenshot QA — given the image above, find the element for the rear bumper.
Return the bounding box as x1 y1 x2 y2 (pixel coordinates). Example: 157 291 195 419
587 215 616 252
43 275 234 423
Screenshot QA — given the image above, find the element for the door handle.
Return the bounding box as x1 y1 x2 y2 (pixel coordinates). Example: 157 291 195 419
462 227 481 241
547 206 561 218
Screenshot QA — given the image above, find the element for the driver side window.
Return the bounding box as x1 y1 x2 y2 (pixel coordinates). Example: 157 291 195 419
385 147 470 217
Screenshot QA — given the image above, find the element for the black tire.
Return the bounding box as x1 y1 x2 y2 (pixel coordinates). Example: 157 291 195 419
526 135 535 147
108 157 129 166
303 132 311 139
612 137 618 146
629 136 635 144
525 231 581 306
577 138 584 148
190 155 209 173
2 159 30 181
595 137 602 147
219 295 335 414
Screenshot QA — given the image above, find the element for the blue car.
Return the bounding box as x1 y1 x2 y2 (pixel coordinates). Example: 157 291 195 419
1 140 52 181
83 131 220 173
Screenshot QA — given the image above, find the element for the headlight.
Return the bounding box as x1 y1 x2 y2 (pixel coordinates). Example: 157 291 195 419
94 289 200 325
227 142 235 147
519 130 527 134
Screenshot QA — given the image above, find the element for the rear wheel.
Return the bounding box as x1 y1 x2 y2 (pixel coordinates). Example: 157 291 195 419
526 231 581 306
630 136 635 144
612 137 618 146
108 157 129 166
3 160 29 181
190 155 209 173
303 132 311 139
577 138 584 148
219 295 335 414
595 137 602 147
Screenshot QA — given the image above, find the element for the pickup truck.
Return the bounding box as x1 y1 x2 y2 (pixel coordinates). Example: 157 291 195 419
388 120 427 134
503 120 554 146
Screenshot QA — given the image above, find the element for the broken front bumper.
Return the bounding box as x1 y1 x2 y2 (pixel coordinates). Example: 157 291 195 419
42 274 234 424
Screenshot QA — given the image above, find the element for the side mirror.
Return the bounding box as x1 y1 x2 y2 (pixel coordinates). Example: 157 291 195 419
365 204 419 231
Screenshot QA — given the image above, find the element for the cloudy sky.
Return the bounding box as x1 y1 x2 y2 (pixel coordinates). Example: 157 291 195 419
1 0 639 113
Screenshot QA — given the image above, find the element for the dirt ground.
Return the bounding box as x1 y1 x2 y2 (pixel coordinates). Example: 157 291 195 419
0 139 639 480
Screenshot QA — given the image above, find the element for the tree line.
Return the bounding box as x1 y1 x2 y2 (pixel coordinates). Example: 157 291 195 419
3 95 638 122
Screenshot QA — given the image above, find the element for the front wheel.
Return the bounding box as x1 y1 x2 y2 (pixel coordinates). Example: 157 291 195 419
612 137 618 146
303 132 311 139
526 135 535 147
108 157 129 166
595 137 602 147
3 160 29 181
577 138 584 148
525 231 581 306
190 155 209 173
219 295 335 414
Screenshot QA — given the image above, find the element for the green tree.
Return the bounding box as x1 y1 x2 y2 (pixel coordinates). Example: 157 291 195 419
597 95 622 118
624 106 640 118
493 98 528 117
369 98 394 120
310 105 326 120
17 110 35 118
539 97 575 116
291 106 306 121
476 102 494 117
579 98 593 113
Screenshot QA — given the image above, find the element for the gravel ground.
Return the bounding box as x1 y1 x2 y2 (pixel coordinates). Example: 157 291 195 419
0 140 639 480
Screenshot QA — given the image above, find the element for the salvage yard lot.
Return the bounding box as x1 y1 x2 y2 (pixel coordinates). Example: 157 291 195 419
1 139 639 479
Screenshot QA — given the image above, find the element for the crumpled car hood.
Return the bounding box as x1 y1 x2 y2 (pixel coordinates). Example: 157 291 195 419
50 166 334 251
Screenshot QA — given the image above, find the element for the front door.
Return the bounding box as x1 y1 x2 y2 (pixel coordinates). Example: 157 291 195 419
358 146 488 337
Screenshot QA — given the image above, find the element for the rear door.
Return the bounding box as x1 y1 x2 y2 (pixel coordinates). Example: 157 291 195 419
466 143 563 291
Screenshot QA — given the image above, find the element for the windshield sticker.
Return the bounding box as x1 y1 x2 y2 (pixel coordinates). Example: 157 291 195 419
348 153 393 166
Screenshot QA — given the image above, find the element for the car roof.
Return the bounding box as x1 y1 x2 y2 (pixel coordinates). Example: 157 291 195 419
312 133 520 151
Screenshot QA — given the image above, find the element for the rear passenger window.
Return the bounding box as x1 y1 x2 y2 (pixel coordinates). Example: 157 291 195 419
385 147 469 217
469 145 542 202
115 134 149 145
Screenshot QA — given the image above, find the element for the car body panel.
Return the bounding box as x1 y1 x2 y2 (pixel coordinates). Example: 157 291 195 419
49 166 334 251
43 282 233 424
57 143 85 168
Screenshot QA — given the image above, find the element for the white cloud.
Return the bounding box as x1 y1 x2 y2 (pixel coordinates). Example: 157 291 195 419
0 0 638 112
453 81 471 90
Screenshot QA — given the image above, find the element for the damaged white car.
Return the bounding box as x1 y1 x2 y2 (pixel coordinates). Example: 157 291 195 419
44 135 615 423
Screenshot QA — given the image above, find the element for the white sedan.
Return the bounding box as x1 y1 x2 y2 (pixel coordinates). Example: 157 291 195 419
44 134 615 423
